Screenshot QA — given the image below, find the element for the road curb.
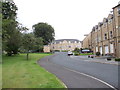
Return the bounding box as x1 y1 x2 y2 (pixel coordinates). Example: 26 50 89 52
70 56 119 66
37 55 68 88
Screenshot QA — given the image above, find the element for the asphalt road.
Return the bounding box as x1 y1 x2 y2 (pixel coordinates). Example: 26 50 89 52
38 52 119 89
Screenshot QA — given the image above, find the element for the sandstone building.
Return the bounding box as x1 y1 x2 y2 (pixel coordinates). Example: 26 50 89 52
82 2 120 58
44 39 82 52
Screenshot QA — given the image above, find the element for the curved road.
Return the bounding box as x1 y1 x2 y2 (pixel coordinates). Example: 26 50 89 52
38 52 119 89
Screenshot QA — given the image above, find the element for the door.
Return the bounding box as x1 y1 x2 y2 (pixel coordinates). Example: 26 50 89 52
105 45 109 54
100 46 102 54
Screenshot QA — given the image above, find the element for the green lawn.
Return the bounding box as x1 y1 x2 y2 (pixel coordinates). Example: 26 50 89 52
79 53 93 55
2 53 65 88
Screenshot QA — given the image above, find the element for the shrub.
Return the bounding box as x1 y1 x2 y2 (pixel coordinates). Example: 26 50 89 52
74 53 79 56
96 52 100 56
54 50 60 52
74 48 80 53
115 58 120 62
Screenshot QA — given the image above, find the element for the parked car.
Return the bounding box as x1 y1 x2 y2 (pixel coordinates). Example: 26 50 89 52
68 51 73 56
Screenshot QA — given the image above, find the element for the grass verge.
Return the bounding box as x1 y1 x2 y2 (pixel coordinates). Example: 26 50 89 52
2 53 65 88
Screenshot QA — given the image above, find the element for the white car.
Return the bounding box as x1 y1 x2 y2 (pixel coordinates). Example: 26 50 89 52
68 51 73 56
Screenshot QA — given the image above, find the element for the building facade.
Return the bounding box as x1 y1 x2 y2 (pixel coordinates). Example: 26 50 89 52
43 39 82 52
82 3 120 58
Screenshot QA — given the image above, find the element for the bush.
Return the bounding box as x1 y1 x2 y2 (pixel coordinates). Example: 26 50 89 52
74 48 80 53
54 50 60 52
74 53 80 56
96 52 100 56
62 50 69 52
115 58 120 61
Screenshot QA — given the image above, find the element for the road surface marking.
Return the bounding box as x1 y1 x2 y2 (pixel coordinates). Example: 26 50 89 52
64 67 117 90
47 56 117 89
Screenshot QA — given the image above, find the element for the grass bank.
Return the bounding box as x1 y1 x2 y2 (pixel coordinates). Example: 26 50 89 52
2 53 65 88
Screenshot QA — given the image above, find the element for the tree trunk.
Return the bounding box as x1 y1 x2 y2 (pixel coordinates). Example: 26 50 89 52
27 52 29 60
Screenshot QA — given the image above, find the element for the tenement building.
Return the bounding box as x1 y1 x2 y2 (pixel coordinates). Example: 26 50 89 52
43 39 82 52
82 2 120 58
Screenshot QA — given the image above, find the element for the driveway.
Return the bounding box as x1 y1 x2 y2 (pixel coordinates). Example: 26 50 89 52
37 52 119 89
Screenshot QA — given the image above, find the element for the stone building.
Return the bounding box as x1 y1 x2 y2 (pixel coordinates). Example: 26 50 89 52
82 3 120 58
44 39 82 52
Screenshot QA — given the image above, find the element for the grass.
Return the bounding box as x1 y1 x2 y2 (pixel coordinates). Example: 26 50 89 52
2 53 65 88
79 53 93 55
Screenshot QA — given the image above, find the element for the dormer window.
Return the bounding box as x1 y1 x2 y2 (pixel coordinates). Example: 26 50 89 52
74 41 77 43
108 19 112 24
104 23 107 28
98 27 101 30
69 41 71 43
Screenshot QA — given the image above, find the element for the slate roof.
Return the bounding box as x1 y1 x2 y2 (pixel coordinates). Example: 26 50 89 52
52 39 81 44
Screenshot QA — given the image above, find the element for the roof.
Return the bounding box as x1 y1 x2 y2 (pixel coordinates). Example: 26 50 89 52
52 39 81 44
113 4 120 9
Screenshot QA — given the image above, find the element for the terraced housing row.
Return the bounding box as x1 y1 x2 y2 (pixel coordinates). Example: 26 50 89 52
82 2 120 58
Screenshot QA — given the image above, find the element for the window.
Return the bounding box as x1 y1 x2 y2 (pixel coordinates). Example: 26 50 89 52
108 19 112 24
69 41 71 43
98 37 101 42
110 31 113 38
96 46 98 52
118 7 120 15
98 27 101 30
53 46 54 49
104 33 107 40
103 23 107 28
74 41 77 43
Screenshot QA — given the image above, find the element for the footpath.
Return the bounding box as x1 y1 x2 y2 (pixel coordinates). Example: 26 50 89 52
71 55 120 65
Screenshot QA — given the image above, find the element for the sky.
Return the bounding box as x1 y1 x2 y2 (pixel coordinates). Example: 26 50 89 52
13 0 120 41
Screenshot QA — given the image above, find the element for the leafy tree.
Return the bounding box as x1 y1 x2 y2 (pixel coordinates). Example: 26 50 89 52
74 48 80 53
22 33 35 60
33 22 55 45
33 37 43 52
2 1 22 56
2 1 17 20
22 33 43 60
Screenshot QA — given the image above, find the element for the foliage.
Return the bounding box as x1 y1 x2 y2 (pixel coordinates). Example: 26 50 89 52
61 50 69 52
22 33 43 60
74 48 80 53
2 1 18 20
115 58 120 61
96 52 100 56
2 53 65 88
2 1 23 56
22 33 35 60
33 22 55 45
80 53 93 55
74 53 79 56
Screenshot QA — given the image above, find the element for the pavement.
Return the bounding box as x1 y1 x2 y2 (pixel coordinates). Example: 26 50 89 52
37 53 119 89
70 55 120 65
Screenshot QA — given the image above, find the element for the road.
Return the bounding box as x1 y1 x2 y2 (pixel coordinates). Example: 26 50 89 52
38 52 119 89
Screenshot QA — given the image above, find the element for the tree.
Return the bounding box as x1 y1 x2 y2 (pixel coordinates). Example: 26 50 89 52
2 1 22 56
22 33 43 60
22 33 35 60
33 37 43 52
33 22 55 45
74 48 80 53
2 1 17 20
